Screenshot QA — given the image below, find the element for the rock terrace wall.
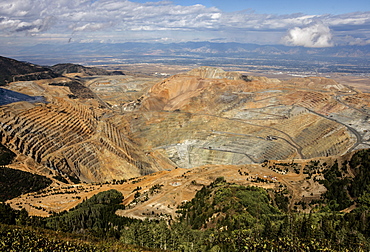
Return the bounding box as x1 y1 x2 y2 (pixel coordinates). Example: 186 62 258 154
129 68 368 168
0 98 162 182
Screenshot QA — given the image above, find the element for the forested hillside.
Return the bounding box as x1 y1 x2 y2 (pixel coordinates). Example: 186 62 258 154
0 145 52 202
1 150 370 251
0 167 52 202
317 149 370 211
0 56 58 85
46 189 137 238
0 143 15 166
50 63 125 76
0 191 163 251
121 175 370 251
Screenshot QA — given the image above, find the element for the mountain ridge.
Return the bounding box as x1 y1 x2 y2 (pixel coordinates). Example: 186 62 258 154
0 56 59 86
50 63 125 76
14 42 370 57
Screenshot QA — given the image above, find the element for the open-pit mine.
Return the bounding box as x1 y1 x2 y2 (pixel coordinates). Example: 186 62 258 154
1 61 370 216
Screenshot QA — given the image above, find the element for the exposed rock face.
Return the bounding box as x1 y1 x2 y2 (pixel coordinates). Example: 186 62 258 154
186 66 244 80
142 67 285 112
132 68 369 168
0 97 163 182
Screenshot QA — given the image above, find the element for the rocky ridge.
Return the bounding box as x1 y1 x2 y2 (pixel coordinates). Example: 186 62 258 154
0 56 59 86
50 63 125 77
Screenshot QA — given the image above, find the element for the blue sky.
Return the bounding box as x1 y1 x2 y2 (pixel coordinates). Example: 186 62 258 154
0 0 369 48
131 0 370 14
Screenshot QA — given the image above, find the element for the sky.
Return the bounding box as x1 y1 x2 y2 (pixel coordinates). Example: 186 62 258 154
0 0 369 48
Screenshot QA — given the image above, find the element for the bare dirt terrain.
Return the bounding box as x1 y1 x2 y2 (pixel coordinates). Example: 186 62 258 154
8 156 334 218
330 74 370 93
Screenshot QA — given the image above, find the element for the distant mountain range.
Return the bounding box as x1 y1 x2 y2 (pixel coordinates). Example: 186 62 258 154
2 42 370 57
9 42 370 58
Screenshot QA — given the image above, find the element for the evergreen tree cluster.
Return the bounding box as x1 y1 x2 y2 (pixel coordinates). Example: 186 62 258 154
319 149 370 211
46 189 137 238
0 166 52 202
0 143 16 166
177 176 280 231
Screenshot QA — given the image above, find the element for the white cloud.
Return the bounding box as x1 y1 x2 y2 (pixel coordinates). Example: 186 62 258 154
73 22 112 32
283 23 334 48
0 0 369 45
0 17 21 30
